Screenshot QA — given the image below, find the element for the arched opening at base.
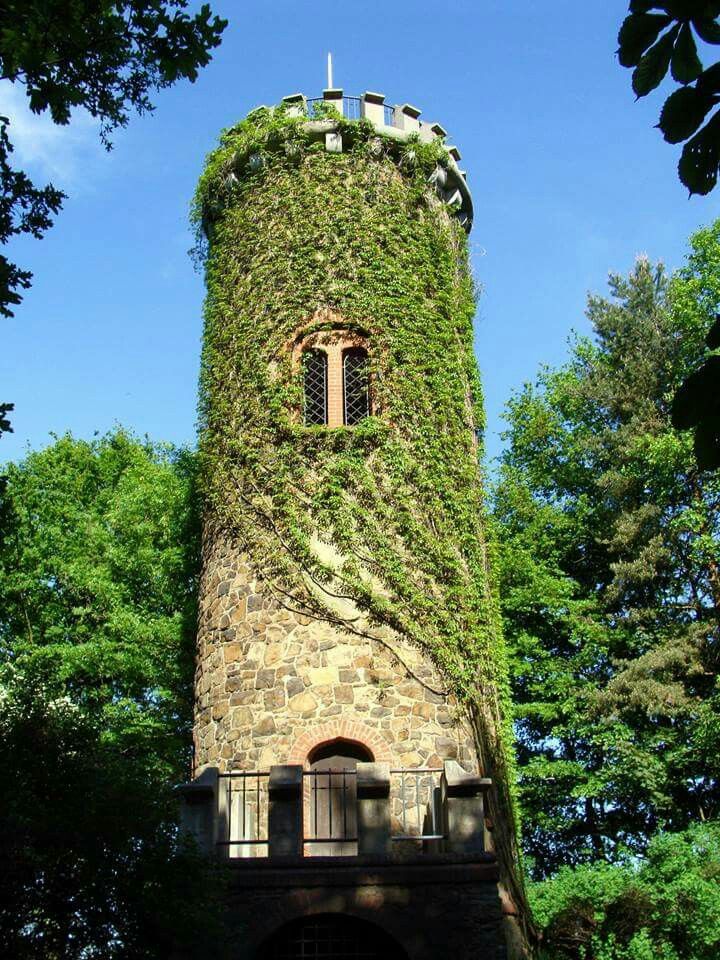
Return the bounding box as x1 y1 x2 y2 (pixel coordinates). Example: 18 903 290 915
261 913 408 960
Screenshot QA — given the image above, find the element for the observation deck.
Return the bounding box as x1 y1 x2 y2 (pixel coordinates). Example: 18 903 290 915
281 90 473 231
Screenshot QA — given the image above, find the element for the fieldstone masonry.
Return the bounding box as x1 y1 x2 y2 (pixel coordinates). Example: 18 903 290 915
193 534 478 776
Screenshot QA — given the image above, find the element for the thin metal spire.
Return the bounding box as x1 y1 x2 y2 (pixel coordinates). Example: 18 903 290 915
327 52 333 89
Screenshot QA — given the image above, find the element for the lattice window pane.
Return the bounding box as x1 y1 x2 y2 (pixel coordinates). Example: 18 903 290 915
267 915 400 960
303 349 327 425
343 349 370 426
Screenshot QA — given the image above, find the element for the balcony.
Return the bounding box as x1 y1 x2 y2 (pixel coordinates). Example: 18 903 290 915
178 760 492 862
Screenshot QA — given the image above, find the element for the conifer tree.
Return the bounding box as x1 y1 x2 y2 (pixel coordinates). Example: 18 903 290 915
495 224 720 877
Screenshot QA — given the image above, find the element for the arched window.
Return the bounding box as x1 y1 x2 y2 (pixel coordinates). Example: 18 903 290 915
303 349 328 425
343 348 369 425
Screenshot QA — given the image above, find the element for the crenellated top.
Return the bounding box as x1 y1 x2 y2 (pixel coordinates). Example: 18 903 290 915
276 90 473 232
198 89 474 235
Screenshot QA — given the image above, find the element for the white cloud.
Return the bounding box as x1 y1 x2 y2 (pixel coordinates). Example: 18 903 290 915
0 81 103 187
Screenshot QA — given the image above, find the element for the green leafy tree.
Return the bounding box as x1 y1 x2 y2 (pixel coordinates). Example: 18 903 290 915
530 822 720 960
618 1 720 194
0 430 201 774
0 0 227 319
495 225 720 877
0 665 226 959
0 431 218 956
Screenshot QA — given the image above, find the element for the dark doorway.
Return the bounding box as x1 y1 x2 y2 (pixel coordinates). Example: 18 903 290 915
261 913 407 960
306 740 373 857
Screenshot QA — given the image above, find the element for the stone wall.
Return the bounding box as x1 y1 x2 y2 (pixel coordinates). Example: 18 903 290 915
222 855 506 960
193 533 477 776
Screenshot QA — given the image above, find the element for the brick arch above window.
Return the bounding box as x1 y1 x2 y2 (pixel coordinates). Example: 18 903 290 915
288 719 392 767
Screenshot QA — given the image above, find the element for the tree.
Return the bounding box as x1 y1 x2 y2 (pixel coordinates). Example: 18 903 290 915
0 0 227 319
494 226 720 878
0 430 201 774
617 1 720 195
0 666 226 959
531 822 720 960
0 431 220 957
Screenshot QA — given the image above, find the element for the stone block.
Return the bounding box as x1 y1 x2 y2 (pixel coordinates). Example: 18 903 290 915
288 691 317 716
255 669 275 689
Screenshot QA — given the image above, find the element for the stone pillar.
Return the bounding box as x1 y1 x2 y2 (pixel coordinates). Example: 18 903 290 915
442 760 491 855
178 766 220 856
268 764 303 858
323 87 343 115
394 103 421 133
281 93 306 117
361 91 386 128
356 762 391 856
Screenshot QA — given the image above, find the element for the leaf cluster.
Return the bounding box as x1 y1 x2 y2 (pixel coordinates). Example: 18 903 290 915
531 821 720 960
0 429 201 778
495 227 720 878
0 430 227 957
618 1 720 193
0 0 227 317
0 664 228 959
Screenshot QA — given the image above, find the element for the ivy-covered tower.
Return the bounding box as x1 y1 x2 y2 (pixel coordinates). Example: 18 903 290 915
181 88 529 960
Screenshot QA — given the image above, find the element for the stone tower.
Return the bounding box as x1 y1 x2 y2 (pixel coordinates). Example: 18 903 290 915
180 88 528 960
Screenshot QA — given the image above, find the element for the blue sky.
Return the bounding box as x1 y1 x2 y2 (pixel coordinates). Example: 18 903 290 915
2 0 719 466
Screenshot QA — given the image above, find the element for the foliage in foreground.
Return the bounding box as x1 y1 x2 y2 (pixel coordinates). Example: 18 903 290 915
495 220 720 878
0 668 226 959
0 0 227 319
0 431 223 958
618 1 720 195
531 822 720 960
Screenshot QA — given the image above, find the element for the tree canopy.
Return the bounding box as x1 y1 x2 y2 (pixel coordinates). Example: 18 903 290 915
0 431 223 958
0 0 227 318
494 222 720 879
531 822 720 960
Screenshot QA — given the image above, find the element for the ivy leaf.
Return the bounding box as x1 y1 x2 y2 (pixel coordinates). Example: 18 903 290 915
633 24 681 96
672 22 704 83
618 13 673 67
678 110 720 193
659 87 713 142
692 16 720 44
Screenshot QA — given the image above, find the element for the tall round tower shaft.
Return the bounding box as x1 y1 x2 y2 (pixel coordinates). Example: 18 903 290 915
186 89 529 959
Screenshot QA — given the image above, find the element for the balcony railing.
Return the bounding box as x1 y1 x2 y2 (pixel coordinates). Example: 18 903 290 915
218 770 269 856
301 95 400 128
180 761 491 862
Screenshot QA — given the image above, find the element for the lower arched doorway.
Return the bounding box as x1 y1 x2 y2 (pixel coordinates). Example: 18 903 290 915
260 913 408 960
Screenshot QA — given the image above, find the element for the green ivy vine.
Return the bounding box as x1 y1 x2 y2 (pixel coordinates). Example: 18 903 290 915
193 103 528 929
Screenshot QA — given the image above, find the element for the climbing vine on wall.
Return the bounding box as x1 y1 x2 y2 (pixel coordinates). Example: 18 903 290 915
192 103 527 924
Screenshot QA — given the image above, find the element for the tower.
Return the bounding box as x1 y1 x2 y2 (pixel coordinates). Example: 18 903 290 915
181 87 527 960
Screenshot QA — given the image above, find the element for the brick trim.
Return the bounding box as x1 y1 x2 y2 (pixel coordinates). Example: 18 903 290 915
288 719 392 766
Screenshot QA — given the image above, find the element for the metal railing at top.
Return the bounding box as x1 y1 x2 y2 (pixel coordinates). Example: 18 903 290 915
219 771 270 856
390 767 444 842
304 96 395 126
